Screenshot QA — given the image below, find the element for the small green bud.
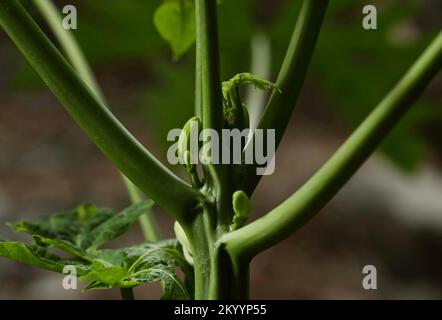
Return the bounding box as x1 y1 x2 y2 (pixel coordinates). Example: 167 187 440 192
178 116 201 162
174 222 193 265
230 190 251 231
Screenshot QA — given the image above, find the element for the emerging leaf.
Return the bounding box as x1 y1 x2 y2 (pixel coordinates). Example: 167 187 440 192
222 73 280 130
154 0 196 60
222 73 281 96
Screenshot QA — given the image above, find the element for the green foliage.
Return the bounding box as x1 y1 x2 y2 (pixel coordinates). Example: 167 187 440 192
11 202 152 252
0 202 193 299
154 0 196 61
0 242 79 273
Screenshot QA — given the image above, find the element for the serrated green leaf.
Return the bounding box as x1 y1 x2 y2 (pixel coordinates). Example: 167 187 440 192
80 259 129 287
154 0 196 60
33 235 92 262
0 242 67 273
84 200 154 251
132 267 190 299
2 201 190 299
11 203 113 251
125 241 191 299
11 201 153 252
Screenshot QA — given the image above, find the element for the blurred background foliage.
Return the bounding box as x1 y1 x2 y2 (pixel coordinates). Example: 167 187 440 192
9 0 441 171
1 0 442 299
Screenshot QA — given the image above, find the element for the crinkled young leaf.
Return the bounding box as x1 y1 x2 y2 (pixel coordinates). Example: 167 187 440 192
11 201 153 252
0 241 87 273
84 200 154 251
80 259 129 287
123 240 192 299
84 240 192 299
132 266 189 300
11 203 113 250
154 0 195 60
32 235 93 262
1 202 191 299
222 73 280 129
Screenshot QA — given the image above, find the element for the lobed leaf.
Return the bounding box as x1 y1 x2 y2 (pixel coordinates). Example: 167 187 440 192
0 202 191 299
84 200 154 251
11 201 153 252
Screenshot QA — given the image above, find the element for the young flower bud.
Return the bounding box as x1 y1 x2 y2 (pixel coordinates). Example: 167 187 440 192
174 221 193 265
230 190 251 231
178 116 201 162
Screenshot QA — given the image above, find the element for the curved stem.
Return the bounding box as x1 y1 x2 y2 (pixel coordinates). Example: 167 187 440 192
224 31 442 260
241 0 329 195
32 0 161 242
0 0 199 223
31 0 102 100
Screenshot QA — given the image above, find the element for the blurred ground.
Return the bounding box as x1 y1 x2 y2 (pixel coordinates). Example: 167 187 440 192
0 0 442 299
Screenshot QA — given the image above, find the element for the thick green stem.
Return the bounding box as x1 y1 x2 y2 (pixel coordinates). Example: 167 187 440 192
195 15 203 120
224 31 442 260
120 288 135 300
0 0 199 223
187 212 213 300
187 208 249 300
241 0 329 195
32 0 161 242
196 0 223 133
195 0 232 228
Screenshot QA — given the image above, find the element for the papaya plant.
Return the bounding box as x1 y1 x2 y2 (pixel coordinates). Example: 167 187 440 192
0 0 441 300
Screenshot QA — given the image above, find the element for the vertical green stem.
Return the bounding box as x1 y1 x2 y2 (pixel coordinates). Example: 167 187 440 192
195 17 203 120
195 0 223 133
120 288 135 300
195 0 231 230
